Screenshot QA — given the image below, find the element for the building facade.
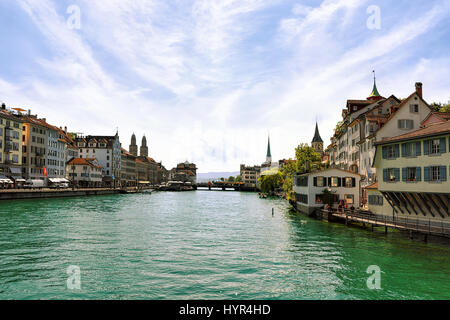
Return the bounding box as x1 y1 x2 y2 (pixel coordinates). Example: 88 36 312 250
293 168 362 215
75 133 121 187
0 105 23 182
67 158 103 187
372 121 450 222
240 164 261 187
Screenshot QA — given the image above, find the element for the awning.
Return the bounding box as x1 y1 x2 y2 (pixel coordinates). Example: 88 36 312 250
0 179 13 184
49 178 70 183
138 181 150 184
12 176 26 183
10 167 22 174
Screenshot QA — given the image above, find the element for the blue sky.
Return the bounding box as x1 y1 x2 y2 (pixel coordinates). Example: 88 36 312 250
1 0 450 172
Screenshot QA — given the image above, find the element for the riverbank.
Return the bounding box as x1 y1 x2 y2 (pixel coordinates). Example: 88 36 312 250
0 188 121 200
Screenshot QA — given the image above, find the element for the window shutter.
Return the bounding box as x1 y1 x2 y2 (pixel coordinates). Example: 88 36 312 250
441 166 447 182
395 168 400 181
440 138 447 153
401 144 406 157
415 142 421 156
313 177 317 187
394 144 400 158
424 167 430 182
402 168 407 182
383 169 388 182
408 120 414 129
328 177 331 186
382 146 387 159
398 120 402 128
424 140 430 155
323 177 327 186
416 167 421 181
337 178 342 187
352 178 356 188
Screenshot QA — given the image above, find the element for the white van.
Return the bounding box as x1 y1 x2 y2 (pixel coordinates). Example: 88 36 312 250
23 179 45 189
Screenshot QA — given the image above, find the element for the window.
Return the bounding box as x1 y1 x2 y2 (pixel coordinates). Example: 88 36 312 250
345 195 354 205
368 195 383 206
331 177 339 187
382 144 399 159
296 176 308 186
383 168 399 182
398 119 414 129
431 139 440 154
316 176 324 187
296 194 308 204
404 167 420 182
344 177 355 188
315 194 323 204
409 104 419 113
431 166 440 181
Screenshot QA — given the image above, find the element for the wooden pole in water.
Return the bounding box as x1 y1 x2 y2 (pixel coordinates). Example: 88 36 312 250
272 208 274 217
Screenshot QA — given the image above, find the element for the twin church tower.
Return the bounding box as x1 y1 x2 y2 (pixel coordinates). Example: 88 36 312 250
129 134 148 157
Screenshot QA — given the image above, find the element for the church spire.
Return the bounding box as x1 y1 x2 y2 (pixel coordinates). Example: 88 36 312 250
311 122 324 154
367 70 382 101
266 135 272 163
312 122 323 143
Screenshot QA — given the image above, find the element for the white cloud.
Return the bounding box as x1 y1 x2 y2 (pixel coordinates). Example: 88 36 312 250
1 0 449 172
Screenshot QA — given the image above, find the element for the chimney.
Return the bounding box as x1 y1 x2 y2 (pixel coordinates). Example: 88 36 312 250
1 103 5 110
64 126 67 133
415 82 423 98
28 109 31 116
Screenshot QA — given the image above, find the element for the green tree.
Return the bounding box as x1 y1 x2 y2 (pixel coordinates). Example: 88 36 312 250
259 171 283 194
295 143 322 173
235 175 242 182
228 176 235 182
220 177 225 182
430 101 450 112
280 160 297 201
440 103 450 113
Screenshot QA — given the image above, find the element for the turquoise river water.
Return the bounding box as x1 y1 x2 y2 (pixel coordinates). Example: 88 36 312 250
0 191 449 299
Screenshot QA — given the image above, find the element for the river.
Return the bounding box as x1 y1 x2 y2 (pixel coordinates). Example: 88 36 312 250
0 191 449 299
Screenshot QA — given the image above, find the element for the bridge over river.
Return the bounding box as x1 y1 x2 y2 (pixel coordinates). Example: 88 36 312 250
196 181 258 192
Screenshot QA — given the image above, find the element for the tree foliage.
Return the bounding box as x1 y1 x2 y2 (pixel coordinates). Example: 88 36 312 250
259 171 283 194
430 101 450 113
295 143 322 173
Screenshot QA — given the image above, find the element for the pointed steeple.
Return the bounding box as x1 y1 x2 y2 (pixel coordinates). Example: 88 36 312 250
266 136 272 163
312 122 323 143
367 70 382 101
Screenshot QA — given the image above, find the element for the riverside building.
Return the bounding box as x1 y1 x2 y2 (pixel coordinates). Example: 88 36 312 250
328 79 433 204
293 168 362 215
75 133 121 187
370 121 450 222
67 158 103 188
0 104 23 184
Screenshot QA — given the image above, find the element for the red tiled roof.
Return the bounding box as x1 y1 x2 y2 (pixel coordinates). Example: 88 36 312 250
68 158 99 168
376 121 450 145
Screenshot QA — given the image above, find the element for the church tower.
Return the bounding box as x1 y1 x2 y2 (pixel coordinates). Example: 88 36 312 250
312 122 324 154
367 70 383 102
140 135 149 157
129 133 138 156
266 136 272 164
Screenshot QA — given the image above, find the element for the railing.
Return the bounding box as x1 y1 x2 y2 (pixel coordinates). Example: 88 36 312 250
329 209 450 237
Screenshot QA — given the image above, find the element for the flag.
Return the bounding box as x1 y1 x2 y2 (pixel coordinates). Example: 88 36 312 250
43 167 47 177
